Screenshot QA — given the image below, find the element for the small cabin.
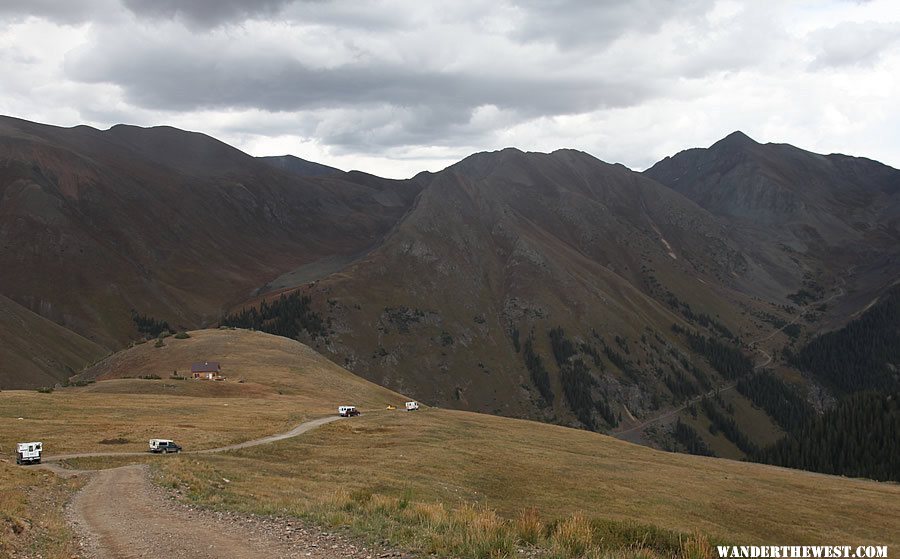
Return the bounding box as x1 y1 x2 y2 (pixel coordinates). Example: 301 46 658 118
191 361 224 380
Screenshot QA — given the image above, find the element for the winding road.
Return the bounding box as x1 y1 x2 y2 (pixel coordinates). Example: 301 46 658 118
44 416 342 463
613 275 849 441
42 415 364 559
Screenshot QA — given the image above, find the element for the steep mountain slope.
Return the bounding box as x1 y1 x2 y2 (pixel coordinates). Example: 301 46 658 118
645 131 900 307
283 148 772 427
257 155 342 177
0 295 106 388
3 117 898 470
0 116 420 385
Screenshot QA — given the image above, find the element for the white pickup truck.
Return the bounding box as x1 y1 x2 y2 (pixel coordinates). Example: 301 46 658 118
338 406 360 417
16 442 42 465
148 439 182 453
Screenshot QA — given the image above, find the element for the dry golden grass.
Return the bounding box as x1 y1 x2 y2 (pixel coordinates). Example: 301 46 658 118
0 461 82 558
3 329 897 558
153 408 900 553
0 329 405 455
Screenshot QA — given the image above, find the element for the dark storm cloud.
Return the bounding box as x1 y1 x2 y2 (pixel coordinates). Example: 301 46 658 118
120 0 298 27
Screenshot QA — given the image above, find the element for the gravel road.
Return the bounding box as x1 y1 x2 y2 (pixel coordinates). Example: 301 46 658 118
67 464 405 559
47 415 411 558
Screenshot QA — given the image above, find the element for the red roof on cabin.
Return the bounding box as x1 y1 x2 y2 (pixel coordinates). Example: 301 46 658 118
191 361 221 373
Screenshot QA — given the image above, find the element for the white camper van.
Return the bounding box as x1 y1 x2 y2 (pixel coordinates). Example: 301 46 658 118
148 439 182 453
405 401 420 411
338 405 360 417
16 442 42 465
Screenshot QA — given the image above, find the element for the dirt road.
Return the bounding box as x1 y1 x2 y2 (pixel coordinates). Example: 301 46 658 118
612 276 849 441
192 415 340 453
68 465 388 559
47 415 400 559
46 416 342 462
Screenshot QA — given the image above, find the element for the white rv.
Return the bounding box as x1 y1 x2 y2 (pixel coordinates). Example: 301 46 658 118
405 401 420 411
16 442 42 465
338 405 360 417
148 439 182 453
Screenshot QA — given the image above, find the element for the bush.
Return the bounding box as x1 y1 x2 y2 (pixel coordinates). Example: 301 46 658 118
98 437 130 445
36 386 53 393
174 331 191 339
551 513 594 557
514 507 543 546
154 338 165 348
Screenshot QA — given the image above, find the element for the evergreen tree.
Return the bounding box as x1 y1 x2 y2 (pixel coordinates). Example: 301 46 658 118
753 392 900 482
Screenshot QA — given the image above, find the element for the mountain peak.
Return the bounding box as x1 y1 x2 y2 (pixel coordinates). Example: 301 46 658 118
712 130 758 151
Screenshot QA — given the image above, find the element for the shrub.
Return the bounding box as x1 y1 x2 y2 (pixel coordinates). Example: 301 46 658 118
681 533 715 559
551 513 594 557
174 331 191 339
154 338 165 348
514 507 543 546
36 386 53 393
98 437 130 445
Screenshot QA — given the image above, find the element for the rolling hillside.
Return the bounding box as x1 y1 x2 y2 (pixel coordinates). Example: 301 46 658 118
0 328 405 455
2 329 896 556
171 408 900 546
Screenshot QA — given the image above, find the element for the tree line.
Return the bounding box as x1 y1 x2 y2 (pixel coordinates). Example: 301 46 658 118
672 324 753 380
737 371 813 432
221 292 327 339
786 286 900 393
753 392 900 482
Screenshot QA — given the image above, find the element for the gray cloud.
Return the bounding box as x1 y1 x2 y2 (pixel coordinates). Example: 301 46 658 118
2 0 899 176
120 0 297 27
0 0 116 24
510 0 715 49
810 21 900 69
64 25 659 150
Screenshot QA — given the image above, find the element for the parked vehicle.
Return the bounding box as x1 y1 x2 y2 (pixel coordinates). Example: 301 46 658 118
338 405 360 417
405 401 420 411
16 442 42 465
148 439 182 453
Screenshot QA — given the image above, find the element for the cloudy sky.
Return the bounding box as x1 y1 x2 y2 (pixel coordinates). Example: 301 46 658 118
0 0 898 178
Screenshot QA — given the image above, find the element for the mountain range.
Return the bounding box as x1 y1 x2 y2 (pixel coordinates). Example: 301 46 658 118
2 115 898 463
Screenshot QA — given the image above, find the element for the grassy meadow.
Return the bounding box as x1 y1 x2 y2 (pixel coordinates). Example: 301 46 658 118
0 329 404 455
2 329 898 558
147 408 899 556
